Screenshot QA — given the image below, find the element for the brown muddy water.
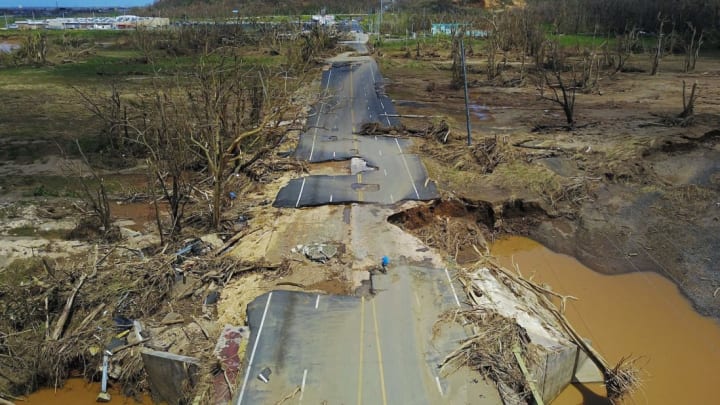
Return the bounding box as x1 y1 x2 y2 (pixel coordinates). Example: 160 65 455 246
26 378 153 404
491 236 720 405
111 201 163 231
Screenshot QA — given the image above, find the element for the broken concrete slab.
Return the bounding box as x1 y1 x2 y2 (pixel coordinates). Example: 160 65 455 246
573 342 605 383
470 267 583 403
141 349 200 405
350 157 375 175
301 243 338 263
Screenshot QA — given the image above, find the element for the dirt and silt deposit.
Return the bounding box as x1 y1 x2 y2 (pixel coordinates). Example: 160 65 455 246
380 43 720 318
1 35 720 404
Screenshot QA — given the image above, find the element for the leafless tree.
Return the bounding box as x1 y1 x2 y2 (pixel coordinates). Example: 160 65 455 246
613 27 639 73
650 13 667 76
683 23 704 73
74 82 129 155
73 140 114 240
679 80 699 121
450 32 465 90
185 58 286 229
137 91 193 243
15 31 48 65
537 42 577 127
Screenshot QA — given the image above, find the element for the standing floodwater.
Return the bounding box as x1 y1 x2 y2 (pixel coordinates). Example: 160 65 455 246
491 236 720 404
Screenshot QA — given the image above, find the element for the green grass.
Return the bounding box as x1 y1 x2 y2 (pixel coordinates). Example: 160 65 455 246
0 257 44 286
553 33 612 49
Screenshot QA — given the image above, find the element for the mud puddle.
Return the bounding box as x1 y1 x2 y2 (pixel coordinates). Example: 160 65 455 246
25 378 153 404
111 201 160 232
491 236 720 405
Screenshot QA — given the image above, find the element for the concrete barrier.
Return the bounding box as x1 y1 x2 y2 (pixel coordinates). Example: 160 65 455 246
141 348 200 405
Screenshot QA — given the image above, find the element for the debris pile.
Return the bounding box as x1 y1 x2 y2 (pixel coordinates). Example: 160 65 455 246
388 199 492 264
442 257 642 403
0 233 287 403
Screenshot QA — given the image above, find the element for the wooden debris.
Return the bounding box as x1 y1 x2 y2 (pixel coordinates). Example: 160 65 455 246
273 386 301 405
50 273 87 341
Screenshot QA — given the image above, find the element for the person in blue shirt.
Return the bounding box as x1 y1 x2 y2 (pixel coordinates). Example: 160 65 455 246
381 256 390 273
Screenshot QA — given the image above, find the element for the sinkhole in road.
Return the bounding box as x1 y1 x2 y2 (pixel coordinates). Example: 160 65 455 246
388 198 496 264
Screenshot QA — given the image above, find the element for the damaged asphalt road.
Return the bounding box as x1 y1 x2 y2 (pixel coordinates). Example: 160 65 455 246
236 34 494 404
273 45 438 208
235 266 496 405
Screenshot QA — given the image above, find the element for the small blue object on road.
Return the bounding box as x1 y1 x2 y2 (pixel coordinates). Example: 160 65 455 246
381 256 390 267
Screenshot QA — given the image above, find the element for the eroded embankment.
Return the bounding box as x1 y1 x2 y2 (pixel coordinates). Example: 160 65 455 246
388 196 547 264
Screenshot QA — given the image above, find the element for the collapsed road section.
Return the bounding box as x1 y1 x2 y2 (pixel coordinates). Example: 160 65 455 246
274 55 438 207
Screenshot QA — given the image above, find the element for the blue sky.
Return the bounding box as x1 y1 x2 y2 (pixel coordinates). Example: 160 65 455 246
0 0 154 7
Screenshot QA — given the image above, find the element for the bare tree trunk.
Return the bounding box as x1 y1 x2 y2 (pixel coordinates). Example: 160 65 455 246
679 80 699 119
75 140 113 237
537 42 577 127
450 33 464 89
650 14 666 76
683 23 704 73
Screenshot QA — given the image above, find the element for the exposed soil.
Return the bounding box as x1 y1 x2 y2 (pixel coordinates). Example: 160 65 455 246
380 45 720 318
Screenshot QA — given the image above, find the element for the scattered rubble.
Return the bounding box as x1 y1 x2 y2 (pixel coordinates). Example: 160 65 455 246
292 242 339 263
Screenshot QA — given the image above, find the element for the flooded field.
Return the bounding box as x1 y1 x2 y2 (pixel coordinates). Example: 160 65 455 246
25 378 152 404
491 236 720 405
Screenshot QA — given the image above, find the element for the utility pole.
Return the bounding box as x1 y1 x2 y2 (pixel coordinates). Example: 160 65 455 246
378 0 383 41
461 38 472 146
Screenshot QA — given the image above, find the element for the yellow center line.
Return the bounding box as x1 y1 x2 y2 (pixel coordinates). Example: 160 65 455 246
357 296 365 405
371 299 388 405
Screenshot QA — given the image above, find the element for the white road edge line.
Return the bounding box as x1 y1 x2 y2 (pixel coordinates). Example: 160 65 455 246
295 178 306 208
300 369 308 401
383 169 387 177
390 193 394 204
445 268 462 308
235 292 273 405
414 291 421 307
379 150 382 156
395 138 421 199
315 295 320 309
329 194 333 203
435 375 444 396
308 70 333 161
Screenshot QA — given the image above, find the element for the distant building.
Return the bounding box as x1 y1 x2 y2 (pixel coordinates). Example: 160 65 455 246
15 20 46 30
431 23 487 37
11 15 169 31
311 14 335 26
